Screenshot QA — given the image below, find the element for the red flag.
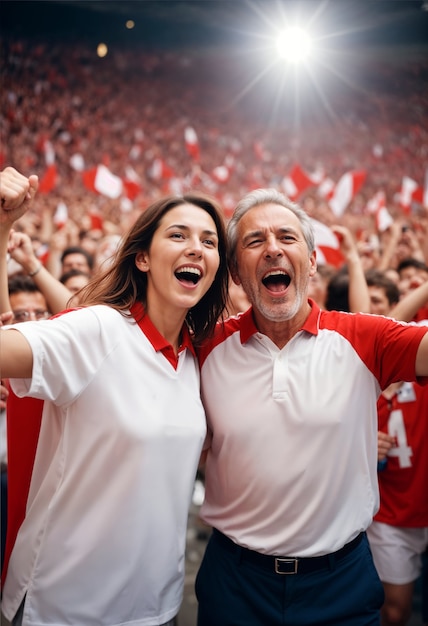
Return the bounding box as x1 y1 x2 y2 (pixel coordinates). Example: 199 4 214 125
399 176 424 212
149 158 174 181
365 191 393 232
89 210 104 230
376 206 394 232
38 164 57 193
82 167 97 193
317 177 335 200
94 165 123 198
123 179 142 200
310 218 345 268
36 243 50 265
53 201 68 228
82 165 123 198
329 170 366 217
281 164 316 201
184 126 200 162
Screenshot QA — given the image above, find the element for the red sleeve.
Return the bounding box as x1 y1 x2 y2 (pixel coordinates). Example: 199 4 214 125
320 311 428 390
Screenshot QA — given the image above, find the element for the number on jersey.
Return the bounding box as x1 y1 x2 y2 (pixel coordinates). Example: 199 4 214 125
387 409 413 468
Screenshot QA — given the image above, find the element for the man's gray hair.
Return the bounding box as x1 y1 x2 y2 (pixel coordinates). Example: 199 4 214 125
227 188 315 274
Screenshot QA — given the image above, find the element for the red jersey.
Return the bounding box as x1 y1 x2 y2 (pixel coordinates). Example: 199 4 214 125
1 385 43 586
375 381 428 527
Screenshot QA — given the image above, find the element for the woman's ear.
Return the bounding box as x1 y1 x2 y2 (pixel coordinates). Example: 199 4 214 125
135 251 149 272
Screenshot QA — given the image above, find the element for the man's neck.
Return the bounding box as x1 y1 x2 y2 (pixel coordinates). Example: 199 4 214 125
253 302 312 349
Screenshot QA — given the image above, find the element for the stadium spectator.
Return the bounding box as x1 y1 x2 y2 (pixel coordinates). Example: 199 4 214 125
0 166 229 626
195 188 428 626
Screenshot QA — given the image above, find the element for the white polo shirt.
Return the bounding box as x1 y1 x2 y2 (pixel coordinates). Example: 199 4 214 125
3 304 206 626
198 301 428 557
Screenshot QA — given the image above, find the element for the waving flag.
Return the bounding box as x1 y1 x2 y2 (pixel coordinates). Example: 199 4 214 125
399 176 424 212
310 218 345 268
82 165 123 198
184 126 200 162
329 170 366 217
365 191 393 232
317 177 336 200
123 179 142 200
281 164 317 201
53 201 68 228
149 157 174 181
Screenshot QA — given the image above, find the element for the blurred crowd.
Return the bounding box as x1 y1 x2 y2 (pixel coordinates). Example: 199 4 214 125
1 34 427 276
1 27 428 626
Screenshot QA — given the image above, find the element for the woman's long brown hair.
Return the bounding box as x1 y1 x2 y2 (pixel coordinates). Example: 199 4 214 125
76 193 229 345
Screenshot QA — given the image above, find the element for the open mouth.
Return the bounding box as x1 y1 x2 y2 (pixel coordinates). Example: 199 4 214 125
175 266 202 285
262 270 291 292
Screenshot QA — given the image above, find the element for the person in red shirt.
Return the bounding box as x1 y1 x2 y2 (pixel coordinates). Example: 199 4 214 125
365 269 428 626
368 381 428 626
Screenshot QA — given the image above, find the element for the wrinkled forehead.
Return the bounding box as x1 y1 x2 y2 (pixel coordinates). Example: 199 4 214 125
238 203 302 235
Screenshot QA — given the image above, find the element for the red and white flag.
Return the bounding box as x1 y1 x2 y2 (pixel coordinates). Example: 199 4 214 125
399 176 424 212
184 126 200 162
329 170 366 217
376 206 393 232
94 165 123 198
317 177 336 200
123 165 142 200
149 158 174 181
310 218 345 268
365 191 393 232
281 164 317 201
82 165 123 199
122 179 142 200
53 201 68 228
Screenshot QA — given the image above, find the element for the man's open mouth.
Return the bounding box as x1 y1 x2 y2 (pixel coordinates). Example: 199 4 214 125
262 270 291 292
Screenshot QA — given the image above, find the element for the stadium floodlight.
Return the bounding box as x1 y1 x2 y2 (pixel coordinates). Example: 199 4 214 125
275 27 313 63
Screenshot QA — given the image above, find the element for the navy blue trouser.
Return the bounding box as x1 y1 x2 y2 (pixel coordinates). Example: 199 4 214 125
195 530 384 626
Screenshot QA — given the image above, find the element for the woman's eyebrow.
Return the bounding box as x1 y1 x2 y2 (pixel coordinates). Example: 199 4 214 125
165 224 218 237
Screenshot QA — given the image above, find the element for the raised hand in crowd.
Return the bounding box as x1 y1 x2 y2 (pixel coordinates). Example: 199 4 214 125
331 224 370 313
7 229 73 315
1 168 38 317
0 167 38 225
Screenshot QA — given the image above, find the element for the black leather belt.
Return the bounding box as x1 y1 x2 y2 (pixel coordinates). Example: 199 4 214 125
212 528 364 574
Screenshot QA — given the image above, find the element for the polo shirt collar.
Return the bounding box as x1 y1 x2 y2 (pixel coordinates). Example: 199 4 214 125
130 302 196 365
239 298 321 344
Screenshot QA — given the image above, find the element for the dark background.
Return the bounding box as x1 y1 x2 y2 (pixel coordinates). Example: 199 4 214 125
2 0 428 50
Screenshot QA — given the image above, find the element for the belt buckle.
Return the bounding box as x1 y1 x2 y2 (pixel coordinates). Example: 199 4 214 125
274 557 298 574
